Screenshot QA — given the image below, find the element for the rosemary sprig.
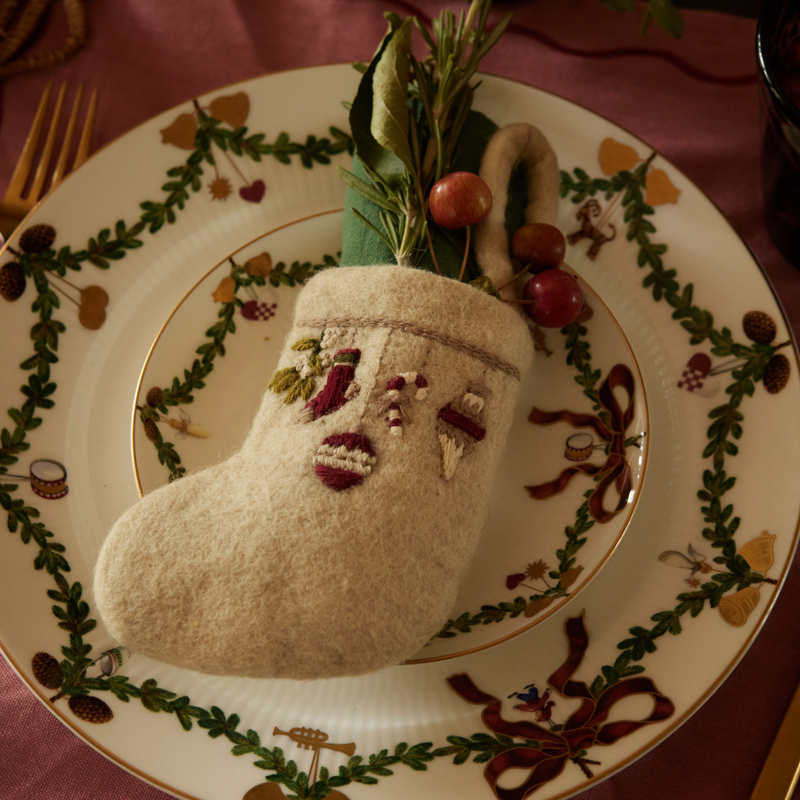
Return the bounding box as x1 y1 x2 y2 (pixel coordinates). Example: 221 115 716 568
341 0 510 269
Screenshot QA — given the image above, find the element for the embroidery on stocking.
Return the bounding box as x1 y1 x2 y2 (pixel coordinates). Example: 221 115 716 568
269 332 327 404
298 316 521 380
313 432 377 491
319 326 348 353
436 385 487 480
379 372 429 436
298 349 361 423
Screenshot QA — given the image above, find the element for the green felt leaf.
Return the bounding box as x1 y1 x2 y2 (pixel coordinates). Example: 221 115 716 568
349 16 408 183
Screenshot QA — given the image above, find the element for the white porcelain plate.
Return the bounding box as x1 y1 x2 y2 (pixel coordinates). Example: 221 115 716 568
131 207 646 662
0 65 798 800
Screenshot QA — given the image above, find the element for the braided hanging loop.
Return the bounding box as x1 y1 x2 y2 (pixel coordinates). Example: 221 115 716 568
0 0 87 78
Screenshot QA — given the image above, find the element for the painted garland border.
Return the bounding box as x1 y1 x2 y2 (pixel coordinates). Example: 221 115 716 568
0 92 793 800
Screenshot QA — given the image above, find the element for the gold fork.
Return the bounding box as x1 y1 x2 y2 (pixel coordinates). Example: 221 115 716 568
0 81 98 241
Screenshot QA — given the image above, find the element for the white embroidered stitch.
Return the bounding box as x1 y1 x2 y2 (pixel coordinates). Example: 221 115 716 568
436 384 488 481
312 454 375 476
315 444 376 464
461 392 485 415
438 433 466 481
381 373 429 437
399 372 429 399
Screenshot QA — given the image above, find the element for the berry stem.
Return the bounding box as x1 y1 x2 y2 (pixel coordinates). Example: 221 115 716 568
48 280 80 307
221 146 249 186
425 225 443 276
46 270 80 293
458 225 471 282
496 265 530 290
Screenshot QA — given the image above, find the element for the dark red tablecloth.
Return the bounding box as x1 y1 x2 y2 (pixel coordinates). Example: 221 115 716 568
1 2 799 799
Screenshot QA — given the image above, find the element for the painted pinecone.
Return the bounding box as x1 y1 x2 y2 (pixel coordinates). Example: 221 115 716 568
19 223 56 254
763 354 791 394
146 386 163 408
0 262 26 301
31 652 63 690
743 311 777 344
68 694 113 724
143 418 160 442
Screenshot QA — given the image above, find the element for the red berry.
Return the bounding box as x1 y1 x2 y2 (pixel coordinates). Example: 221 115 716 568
511 223 566 273
523 269 584 328
429 172 493 230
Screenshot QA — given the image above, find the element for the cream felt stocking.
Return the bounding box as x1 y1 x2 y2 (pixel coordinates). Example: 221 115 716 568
93 265 533 679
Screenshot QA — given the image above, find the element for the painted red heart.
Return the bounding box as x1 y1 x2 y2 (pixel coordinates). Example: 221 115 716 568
239 180 265 203
506 573 526 590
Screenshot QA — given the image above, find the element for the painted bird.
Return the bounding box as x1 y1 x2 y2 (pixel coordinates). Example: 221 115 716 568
658 544 713 583
514 688 552 713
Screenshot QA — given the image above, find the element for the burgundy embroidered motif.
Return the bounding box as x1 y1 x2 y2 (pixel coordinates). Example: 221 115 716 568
381 372 428 436
436 386 487 480
437 405 486 442
299 349 361 423
313 432 377 491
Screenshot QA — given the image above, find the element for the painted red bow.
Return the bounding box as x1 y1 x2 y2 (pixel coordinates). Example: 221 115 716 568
447 614 673 800
525 363 637 522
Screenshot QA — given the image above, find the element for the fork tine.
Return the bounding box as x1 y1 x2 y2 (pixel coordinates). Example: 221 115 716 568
73 89 97 171
28 82 67 201
4 80 53 202
51 85 83 188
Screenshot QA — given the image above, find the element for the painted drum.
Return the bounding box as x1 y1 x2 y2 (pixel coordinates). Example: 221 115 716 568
92 646 130 677
565 432 594 461
29 459 68 499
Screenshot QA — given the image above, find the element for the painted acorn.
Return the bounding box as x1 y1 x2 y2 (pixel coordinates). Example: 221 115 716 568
143 418 160 443
146 386 164 408
763 353 791 394
68 694 113 723
19 223 56 254
31 652 63 690
743 310 777 344
0 262 26 301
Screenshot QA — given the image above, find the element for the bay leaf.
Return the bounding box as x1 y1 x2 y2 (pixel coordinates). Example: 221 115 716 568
348 16 408 184
370 18 414 174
